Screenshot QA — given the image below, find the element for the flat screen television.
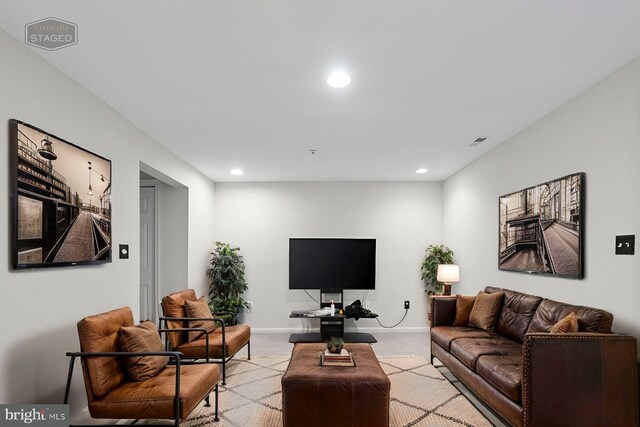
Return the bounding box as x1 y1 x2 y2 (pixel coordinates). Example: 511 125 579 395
289 238 376 290
9 120 112 270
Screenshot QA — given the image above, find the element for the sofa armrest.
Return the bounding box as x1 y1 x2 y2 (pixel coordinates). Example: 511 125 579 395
523 333 638 427
430 296 456 327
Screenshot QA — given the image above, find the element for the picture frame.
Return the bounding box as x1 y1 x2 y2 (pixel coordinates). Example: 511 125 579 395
9 119 112 270
498 172 584 279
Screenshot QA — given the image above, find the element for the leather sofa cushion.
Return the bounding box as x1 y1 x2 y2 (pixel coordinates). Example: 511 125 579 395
118 321 168 381
184 297 217 342
468 291 504 331
161 289 197 348
450 336 521 371
430 326 494 352
77 307 134 398
476 354 522 402
177 324 251 359
454 295 476 326
550 312 578 333
88 364 220 420
527 298 613 334
486 287 543 343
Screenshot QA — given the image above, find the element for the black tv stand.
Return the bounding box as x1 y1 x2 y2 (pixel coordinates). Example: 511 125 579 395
288 332 377 344
289 289 377 344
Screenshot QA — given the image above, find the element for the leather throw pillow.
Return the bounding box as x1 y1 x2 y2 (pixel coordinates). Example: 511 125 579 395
454 295 476 326
118 321 168 381
550 312 579 333
185 296 217 342
468 291 504 331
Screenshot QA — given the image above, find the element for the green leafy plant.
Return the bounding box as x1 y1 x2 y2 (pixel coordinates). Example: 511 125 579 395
326 337 344 354
207 242 248 326
421 244 454 295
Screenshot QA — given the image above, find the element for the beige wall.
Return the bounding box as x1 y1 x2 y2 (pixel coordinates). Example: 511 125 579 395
443 56 640 341
213 181 442 332
0 28 215 416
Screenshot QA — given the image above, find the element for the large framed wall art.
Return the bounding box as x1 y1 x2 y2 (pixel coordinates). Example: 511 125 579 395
9 120 112 270
498 172 584 279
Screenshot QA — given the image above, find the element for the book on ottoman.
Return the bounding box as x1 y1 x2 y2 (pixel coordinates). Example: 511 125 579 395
321 350 355 367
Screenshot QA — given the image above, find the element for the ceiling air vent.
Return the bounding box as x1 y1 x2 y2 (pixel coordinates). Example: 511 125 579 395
467 137 487 147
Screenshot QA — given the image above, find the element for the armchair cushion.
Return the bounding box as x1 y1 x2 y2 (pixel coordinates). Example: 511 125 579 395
161 289 197 348
118 321 168 381
77 307 134 397
88 364 220 420
177 324 251 359
185 297 217 342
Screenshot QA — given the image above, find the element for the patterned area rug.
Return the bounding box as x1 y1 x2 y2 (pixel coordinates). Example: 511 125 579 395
156 356 492 427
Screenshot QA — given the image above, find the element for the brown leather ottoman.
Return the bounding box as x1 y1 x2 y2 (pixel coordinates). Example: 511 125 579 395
281 343 390 427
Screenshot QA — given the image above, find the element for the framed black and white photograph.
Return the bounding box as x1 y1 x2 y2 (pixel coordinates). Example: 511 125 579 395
498 172 584 279
10 120 112 270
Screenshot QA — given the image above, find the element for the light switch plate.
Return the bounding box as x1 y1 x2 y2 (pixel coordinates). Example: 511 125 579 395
119 244 129 259
615 235 635 255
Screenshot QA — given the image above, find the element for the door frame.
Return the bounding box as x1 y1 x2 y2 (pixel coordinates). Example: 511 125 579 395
140 181 160 324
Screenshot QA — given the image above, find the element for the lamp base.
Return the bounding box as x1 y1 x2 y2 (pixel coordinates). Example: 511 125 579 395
443 283 452 296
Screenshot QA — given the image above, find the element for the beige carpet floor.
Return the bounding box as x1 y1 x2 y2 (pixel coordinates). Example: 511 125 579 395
155 356 492 427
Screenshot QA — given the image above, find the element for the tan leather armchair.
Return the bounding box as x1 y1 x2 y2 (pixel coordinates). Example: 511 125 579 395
63 307 220 426
160 289 251 385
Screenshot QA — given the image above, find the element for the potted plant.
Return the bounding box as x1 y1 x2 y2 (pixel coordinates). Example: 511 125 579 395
207 242 249 326
421 244 454 295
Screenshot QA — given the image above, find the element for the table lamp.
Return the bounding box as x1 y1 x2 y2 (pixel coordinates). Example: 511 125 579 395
437 264 460 296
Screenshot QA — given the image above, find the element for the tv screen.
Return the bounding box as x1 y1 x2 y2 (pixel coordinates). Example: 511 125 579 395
289 238 376 290
10 120 112 270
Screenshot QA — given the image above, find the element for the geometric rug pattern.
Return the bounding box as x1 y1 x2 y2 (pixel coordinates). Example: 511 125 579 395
156 356 492 426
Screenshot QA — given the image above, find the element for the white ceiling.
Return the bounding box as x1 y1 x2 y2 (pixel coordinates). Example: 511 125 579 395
1 1 640 182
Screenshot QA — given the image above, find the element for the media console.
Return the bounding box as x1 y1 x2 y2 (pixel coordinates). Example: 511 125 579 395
288 288 377 344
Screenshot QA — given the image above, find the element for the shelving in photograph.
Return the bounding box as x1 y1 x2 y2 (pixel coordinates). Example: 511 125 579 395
10 120 112 270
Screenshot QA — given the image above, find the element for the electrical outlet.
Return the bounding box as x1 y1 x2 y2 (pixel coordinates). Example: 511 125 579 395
364 301 371 310
404 300 410 310
246 301 254 311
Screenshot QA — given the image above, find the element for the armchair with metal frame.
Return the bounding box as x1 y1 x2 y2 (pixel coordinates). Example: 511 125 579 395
160 289 251 385
64 307 220 427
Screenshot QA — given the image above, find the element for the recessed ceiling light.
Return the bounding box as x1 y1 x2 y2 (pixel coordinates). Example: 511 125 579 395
230 168 243 176
416 168 428 174
327 71 351 88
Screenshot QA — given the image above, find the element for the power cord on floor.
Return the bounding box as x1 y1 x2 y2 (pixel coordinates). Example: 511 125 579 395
376 309 408 328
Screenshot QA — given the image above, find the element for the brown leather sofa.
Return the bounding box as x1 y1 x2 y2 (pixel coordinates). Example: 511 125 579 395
430 286 638 427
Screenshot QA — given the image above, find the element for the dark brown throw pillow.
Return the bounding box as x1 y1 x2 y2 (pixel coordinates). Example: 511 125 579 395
454 295 476 326
118 321 168 381
468 291 504 331
185 296 217 342
550 312 578 333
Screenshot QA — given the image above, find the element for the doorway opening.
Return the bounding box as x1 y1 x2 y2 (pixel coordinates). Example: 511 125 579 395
139 164 189 323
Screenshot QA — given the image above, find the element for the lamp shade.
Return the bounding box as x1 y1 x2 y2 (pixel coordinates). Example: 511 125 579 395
437 264 460 283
